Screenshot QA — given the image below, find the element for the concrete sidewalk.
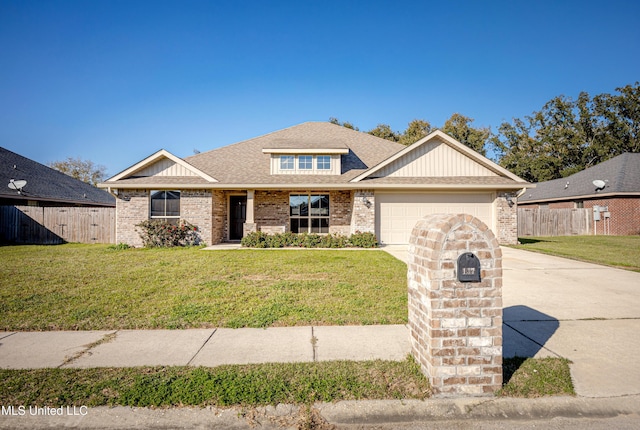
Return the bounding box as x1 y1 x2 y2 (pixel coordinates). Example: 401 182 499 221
0 325 410 369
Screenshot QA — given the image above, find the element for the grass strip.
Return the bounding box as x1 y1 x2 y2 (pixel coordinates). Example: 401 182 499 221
0 358 429 407
0 357 574 407
498 357 575 397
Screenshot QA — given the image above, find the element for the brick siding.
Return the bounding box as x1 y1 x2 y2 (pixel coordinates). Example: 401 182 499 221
496 192 518 245
115 189 148 247
408 213 503 396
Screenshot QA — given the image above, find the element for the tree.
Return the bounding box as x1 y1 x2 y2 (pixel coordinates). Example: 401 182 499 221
368 123 400 142
329 117 359 131
442 113 490 156
49 157 107 186
399 119 432 145
492 83 640 183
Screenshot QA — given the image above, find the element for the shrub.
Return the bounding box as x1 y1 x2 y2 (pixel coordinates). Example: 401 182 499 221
240 231 269 248
107 243 131 251
136 220 200 248
240 231 377 248
348 231 378 248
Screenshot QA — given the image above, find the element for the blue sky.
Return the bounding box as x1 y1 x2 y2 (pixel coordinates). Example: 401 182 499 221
1 0 639 177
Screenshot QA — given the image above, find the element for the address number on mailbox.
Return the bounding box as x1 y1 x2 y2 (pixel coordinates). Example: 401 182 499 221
457 252 481 282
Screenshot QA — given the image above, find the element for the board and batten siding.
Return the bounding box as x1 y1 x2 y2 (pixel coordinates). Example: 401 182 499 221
136 159 200 177
375 138 497 177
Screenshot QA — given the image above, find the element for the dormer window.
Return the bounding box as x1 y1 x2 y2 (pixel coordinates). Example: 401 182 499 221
265 148 347 175
317 156 331 170
298 155 313 170
280 155 294 170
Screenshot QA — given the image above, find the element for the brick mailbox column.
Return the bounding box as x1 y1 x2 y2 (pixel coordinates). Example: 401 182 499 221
408 213 502 397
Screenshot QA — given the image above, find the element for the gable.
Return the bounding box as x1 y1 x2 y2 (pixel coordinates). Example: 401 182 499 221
135 158 200 177
352 130 526 183
106 149 217 183
372 136 498 178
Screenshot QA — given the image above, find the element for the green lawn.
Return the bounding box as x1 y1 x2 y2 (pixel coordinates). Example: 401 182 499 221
513 235 640 271
0 244 407 331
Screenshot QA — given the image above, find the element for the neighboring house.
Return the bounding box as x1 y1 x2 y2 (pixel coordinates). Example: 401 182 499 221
518 153 640 235
99 122 530 247
0 147 115 244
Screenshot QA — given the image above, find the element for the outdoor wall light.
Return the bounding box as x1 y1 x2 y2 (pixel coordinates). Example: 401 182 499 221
363 196 372 208
506 196 515 207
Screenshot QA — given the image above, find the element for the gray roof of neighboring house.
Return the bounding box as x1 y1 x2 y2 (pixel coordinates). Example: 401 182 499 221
0 147 116 206
519 153 640 203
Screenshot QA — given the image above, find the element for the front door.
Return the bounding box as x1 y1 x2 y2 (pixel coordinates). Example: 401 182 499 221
229 195 247 240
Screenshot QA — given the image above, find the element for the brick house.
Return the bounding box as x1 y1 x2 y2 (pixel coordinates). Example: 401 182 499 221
99 122 530 247
518 153 640 235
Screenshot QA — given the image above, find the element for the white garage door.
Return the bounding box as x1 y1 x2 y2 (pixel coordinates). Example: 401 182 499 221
375 193 494 245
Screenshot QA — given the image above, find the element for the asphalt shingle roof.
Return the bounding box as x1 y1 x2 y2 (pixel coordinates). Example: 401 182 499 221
184 122 406 184
519 153 640 203
0 147 115 206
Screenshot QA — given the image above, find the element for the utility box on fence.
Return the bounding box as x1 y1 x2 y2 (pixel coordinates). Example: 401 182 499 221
407 213 503 397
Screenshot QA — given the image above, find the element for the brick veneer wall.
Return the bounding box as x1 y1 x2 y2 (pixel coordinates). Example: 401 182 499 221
408 213 503 397
115 189 148 247
253 190 354 236
211 191 225 244
496 192 518 245
520 196 640 235
351 190 375 234
254 190 289 233
181 190 213 246
330 190 352 236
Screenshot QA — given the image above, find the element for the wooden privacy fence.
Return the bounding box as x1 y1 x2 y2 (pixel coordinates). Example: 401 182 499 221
518 208 593 237
0 206 115 244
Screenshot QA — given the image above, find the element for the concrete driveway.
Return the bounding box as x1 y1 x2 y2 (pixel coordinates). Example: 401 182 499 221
383 245 640 398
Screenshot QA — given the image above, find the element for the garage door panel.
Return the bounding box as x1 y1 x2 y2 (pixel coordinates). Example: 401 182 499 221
375 193 493 245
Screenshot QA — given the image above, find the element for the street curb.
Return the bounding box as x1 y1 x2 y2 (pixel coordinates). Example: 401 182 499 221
316 396 640 425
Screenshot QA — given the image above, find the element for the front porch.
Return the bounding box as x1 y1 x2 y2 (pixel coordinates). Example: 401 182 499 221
210 189 375 245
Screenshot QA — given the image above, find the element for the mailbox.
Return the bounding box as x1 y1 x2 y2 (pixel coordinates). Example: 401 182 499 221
457 252 481 282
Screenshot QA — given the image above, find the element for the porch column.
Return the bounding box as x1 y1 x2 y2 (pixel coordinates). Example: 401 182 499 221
246 190 255 223
243 189 257 236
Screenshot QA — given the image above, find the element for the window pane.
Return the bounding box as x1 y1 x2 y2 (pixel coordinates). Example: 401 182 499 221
310 194 329 216
317 156 331 170
291 218 300 233
165 198 180 216
150 190 180 218
280 155 294 170
298 155 312 169
311 218 329 234
290 194 308 216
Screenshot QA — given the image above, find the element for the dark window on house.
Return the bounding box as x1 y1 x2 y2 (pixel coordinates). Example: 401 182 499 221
290 193 329 233
575 201 584 208
150 190 180 222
